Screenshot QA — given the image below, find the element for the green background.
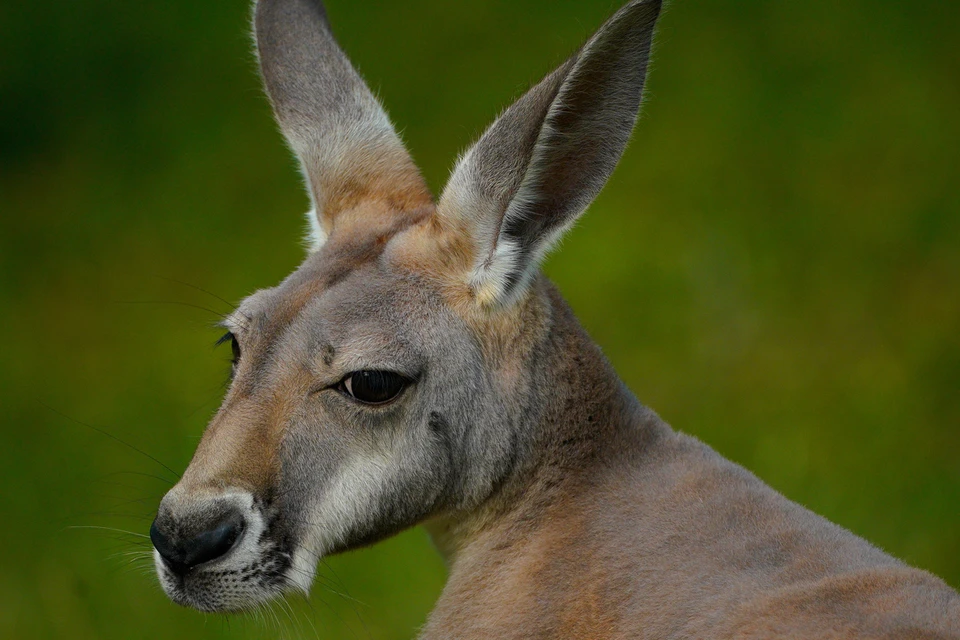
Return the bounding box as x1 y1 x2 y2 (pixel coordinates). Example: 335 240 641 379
1 0 958 638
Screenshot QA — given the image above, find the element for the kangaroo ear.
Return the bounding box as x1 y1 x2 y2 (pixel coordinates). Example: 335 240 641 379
437 0 661 306
255 0 431 250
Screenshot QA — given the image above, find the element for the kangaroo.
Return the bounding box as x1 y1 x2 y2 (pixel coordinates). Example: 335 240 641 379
149 0 960 637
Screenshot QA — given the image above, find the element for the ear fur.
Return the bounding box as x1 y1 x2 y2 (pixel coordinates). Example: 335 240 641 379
255 0 432 251
437 0 662 306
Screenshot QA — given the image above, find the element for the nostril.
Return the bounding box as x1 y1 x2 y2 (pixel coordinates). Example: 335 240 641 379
150 514 244 575
150 518 188 574
184 517 244 568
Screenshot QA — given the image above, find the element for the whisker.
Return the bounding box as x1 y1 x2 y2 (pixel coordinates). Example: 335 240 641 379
94 470 176 487
282 574 365 640
291 592 323 640
75 511 153 521
113 299 240 326
66 525 151 539
181 389 226 421
150 274 239 311
39 401 181 481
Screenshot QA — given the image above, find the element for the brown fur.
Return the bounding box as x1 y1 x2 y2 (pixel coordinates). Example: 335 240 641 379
421 287 960 639
311 147 433 236
151 0 960 633
181 205 433 495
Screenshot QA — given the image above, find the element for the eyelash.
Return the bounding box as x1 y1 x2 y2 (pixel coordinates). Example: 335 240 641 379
216 332 241 367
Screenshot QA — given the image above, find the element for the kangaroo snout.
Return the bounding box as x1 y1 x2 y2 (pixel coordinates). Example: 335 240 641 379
150 507 245 576
150 489 289 611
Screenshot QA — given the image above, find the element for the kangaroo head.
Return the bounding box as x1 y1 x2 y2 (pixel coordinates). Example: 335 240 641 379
151 0 660 612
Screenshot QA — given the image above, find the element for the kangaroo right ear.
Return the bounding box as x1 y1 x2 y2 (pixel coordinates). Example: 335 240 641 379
437 0 661 307
255 0 432 251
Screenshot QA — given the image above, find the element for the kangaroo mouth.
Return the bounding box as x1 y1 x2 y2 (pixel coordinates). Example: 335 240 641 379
155 549 294 613
152 495 308 613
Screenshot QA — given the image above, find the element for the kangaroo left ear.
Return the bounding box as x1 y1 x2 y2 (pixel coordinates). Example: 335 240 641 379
437 0 661 307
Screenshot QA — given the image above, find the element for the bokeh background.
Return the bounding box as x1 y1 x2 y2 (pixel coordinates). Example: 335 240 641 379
1 0 958 638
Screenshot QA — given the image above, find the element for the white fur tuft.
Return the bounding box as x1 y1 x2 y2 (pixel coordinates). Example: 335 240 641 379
303 207 327 252
469 236 524 307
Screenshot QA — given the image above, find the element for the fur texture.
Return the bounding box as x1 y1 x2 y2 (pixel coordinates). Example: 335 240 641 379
150 0 960 636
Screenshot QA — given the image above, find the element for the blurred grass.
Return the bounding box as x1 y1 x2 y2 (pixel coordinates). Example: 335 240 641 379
0 0 958 638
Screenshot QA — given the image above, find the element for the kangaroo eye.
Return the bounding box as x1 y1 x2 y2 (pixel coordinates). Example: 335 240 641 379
339 371 407 404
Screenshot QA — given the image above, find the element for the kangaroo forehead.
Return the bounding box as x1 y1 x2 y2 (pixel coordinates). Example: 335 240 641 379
234 218 438 334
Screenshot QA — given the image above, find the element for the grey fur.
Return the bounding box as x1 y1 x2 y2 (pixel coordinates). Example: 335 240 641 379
151 0 960 636
440 0 660 303
256 0 430 238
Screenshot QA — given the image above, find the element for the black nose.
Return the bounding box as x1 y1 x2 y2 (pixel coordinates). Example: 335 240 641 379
150 512 244 576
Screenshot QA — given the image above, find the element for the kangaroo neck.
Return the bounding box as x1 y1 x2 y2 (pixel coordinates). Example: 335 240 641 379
427 278 663 563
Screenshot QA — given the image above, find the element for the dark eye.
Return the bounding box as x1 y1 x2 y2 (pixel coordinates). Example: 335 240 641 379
216 332 241 367
339 371 407 404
